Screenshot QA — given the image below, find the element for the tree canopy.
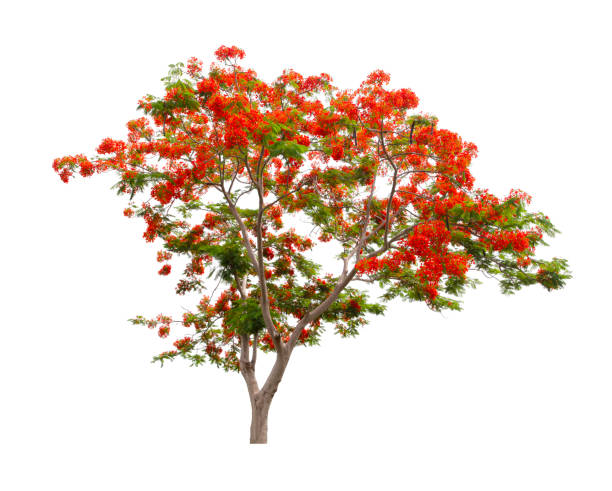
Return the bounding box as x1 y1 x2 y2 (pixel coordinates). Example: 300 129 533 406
53 45 570 442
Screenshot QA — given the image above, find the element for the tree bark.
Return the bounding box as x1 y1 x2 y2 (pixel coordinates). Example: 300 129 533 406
247 352 287 444
249 389 274 444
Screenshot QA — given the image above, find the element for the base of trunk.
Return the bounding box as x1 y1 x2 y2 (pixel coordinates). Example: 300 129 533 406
250 392 273 444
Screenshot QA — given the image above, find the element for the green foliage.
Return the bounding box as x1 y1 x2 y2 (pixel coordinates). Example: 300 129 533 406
112 170 172 198
175 200 204 219
202 239 252 282
321 288 386 337
268 140 308 160
292 254 320 279
534 257 571 291
406 114 438 127
225 297 266 335
301 193 334 226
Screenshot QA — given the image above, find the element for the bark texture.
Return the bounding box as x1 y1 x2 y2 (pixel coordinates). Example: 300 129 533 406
249 390 274 444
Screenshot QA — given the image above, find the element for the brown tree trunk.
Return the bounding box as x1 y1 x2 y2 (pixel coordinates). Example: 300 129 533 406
243 334 289 444
250 390 274 444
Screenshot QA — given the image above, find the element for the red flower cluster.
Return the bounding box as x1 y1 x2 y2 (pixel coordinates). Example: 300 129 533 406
214 45 245 61
157 251 172 262
174 337 193 350
205 343 223 355
96 138 126 155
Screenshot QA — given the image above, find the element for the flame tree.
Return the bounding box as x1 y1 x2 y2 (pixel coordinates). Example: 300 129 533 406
53 45 570 443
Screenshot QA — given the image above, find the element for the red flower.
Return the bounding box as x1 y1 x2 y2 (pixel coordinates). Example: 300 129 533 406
331 145 344 161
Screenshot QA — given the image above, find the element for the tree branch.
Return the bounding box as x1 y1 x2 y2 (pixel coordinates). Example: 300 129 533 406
379 128 399 248
240 333 259 400
251 331 258 365
349 168 378 264
249 145 282 349
221 186 260 271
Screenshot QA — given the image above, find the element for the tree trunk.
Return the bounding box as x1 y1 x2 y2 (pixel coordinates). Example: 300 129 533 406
243 337 289 444
250 390 274 444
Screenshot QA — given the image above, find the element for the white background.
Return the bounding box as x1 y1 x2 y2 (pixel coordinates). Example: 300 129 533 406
1 0 610 489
